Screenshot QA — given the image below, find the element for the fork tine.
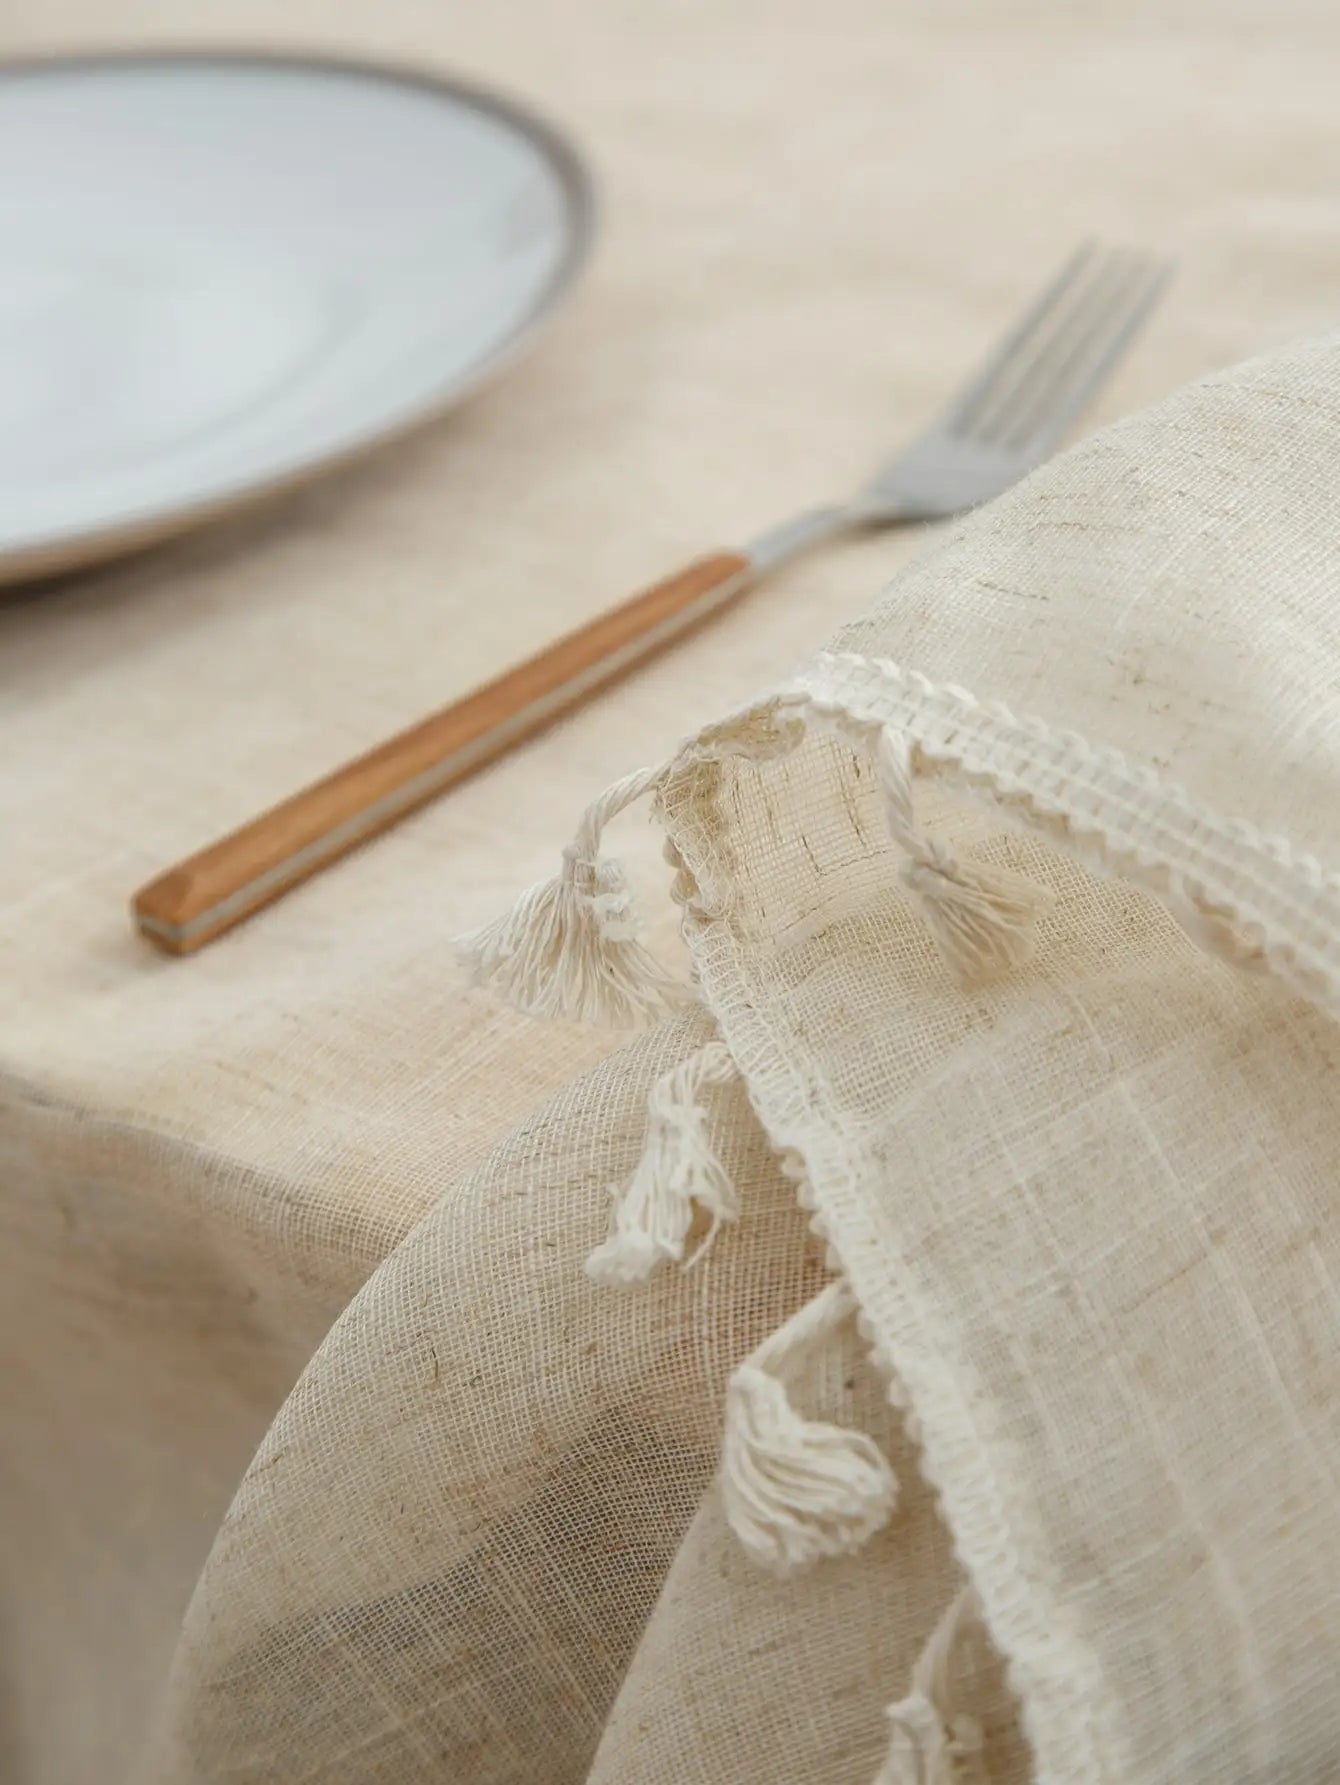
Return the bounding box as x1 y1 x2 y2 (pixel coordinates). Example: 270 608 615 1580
1013 256 1171 454
973 250 1135 444
970 248 1154 447
938 243 1100 437
848 239 1169 526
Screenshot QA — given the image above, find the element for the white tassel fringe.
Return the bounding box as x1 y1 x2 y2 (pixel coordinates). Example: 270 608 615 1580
460 711 1049 1024
586 1040 740 1285
874 727 1048 986
456 767 687 1027
721 1280 899 1572
900 842 1046 986
875 1585 984 1785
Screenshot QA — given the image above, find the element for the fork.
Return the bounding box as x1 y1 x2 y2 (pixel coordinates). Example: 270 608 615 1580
134 243 1170 955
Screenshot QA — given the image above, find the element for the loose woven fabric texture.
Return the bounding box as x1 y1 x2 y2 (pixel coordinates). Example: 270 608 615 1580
148 334 1340 1784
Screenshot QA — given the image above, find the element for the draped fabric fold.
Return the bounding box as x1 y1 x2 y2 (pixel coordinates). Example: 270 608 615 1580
145 335 1340 1782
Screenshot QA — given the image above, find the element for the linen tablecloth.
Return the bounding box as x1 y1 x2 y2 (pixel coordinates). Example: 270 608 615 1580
6 2 1340 1780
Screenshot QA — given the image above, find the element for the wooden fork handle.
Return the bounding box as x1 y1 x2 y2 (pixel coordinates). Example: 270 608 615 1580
132 550 753 955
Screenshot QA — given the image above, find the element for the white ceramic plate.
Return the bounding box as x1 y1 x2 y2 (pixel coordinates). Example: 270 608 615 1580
0 52 593 581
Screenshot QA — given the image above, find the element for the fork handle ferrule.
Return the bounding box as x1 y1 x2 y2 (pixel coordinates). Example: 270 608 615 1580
744 504 853 574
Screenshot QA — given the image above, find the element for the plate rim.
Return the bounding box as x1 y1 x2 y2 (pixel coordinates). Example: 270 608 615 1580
0 44 597 583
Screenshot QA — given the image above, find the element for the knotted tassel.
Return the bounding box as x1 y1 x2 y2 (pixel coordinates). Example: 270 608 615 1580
874 728 1048 986
876 1585 985 1785
586 1040 740 1285
721 1279 899 1571
456 766 688 1026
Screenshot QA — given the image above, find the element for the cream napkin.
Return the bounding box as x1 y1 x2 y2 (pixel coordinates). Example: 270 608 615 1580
147 335 1340 1784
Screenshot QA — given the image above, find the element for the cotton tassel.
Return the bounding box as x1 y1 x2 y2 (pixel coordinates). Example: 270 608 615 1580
875 1585 985 1785
721 1279 899 1571
456 766 688 1026
900 840 1046 986
874 727 1048 986
586 1041 740 1285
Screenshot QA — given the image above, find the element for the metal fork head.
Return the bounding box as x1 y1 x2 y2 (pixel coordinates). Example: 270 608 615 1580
858 243 1171 521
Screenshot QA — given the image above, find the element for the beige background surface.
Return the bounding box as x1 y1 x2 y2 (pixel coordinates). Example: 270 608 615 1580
5 2 1340 1780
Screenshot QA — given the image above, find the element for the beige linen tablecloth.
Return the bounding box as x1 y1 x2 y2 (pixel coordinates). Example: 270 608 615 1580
6 3 1340 1780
